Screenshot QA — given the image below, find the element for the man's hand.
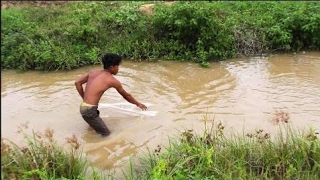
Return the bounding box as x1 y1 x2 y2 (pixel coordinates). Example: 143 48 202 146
137 103 147 111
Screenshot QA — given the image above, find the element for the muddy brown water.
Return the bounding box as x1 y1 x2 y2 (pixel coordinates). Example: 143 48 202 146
1 52 320 175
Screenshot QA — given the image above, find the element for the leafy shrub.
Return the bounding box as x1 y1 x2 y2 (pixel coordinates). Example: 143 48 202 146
1 2 319 71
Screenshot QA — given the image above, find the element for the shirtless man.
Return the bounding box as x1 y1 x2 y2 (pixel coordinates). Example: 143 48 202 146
75 53 147 136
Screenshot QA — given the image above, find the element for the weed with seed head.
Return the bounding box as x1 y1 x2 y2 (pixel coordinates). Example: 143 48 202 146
124 118 320 180
1 128 104 180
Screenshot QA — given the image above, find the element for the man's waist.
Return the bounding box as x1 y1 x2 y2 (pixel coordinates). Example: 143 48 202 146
81 102 98 107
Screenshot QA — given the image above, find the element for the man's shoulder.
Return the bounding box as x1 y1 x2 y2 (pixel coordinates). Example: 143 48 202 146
88 70 104 77
89 69 102 74
109 75 119 82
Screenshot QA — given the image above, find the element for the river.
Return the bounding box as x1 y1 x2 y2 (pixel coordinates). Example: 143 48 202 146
1 51 320 175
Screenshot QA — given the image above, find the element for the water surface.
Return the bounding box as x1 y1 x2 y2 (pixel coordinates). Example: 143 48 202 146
2 52 320 173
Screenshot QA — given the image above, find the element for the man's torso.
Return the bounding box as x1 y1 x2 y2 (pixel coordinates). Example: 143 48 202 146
83 70 115 105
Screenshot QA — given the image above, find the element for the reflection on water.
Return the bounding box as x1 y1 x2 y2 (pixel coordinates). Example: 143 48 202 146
1 52 320 172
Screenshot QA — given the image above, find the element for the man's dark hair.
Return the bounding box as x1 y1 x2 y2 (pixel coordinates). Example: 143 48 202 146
102 53 122 69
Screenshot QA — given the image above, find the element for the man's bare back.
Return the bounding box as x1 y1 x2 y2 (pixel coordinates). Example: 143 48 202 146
75 53 147 136
83 70 116 105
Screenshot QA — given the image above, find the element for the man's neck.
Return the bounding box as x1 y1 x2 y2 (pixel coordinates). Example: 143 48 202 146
104 69 112 74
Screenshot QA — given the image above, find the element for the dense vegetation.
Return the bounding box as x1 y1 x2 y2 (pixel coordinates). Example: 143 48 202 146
130 121 320 180
1 1 320 70
1 127 104 180
2 121 319 180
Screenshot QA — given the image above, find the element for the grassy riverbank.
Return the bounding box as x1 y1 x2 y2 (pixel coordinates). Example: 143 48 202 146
128 121 320 180
2 121 319 180
1 1 320 70
1 128 100 180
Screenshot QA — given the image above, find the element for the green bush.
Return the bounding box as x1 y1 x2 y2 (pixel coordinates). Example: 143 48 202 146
1 2 320 71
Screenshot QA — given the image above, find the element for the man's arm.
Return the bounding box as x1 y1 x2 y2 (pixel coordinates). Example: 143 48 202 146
113 79 147 110
74 73 89 100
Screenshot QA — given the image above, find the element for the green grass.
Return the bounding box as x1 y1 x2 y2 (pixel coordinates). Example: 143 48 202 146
0 125 107 180
1 118 319 180
125 119 320 180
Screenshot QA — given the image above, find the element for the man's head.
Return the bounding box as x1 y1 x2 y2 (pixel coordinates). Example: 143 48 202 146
102 53 122 75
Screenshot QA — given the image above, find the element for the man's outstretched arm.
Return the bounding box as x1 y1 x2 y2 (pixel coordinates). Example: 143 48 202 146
113 80 147 110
